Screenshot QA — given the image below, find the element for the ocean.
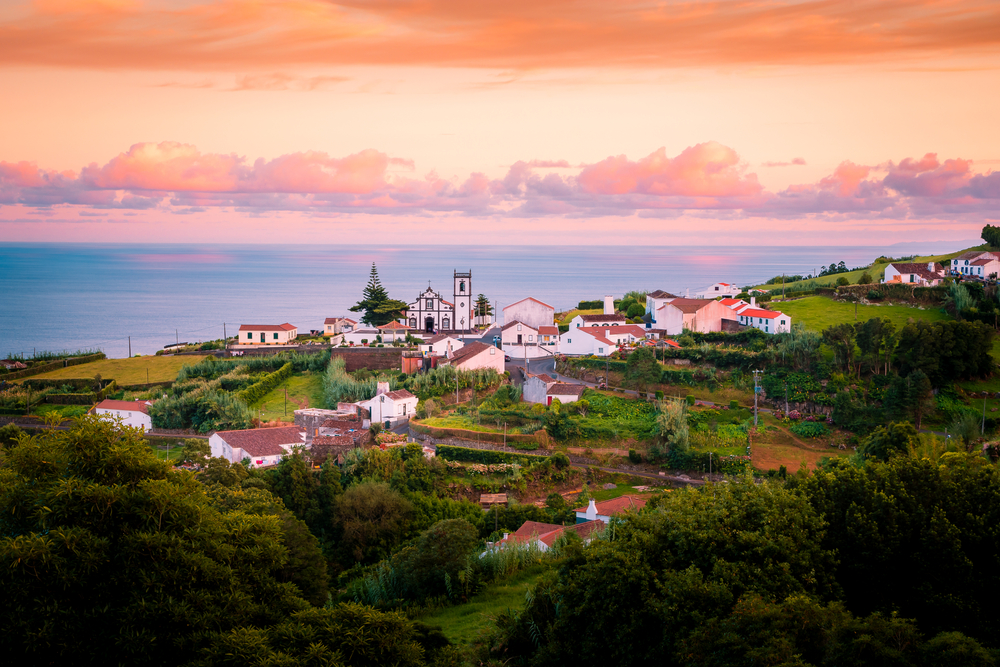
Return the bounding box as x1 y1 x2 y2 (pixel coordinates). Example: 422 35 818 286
0 241 971 359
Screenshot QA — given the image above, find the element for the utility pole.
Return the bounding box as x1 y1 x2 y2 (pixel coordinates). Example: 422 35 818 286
983 396 987 435
223 323 227 351
128 336 131 358
782 273 785 299
752 369 762 427
284 387 288 416
176 329 178 345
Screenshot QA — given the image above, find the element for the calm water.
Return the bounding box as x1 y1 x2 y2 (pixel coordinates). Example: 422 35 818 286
0 241 971 359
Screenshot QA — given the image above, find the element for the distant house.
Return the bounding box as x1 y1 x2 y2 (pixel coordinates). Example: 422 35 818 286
497 519 605 552
501 320 539 348
363 388 418 425
737 308 792 334
569 313 627 328
523 373 558 403
503 297 556 330
574 496 649 524
419 333 465 357
719 297 751 312
884 262 947 285
341 328 382 346
537 325 560 349
1 359 27 370
657 299 739 335
238 323 298 345
323 317 357 337
547 383 586 405
951 251 998 277
695 282 741 299
559 324 648 357
644 290 678 328
442 341 505 373
209 426 306 468
94 399 154 432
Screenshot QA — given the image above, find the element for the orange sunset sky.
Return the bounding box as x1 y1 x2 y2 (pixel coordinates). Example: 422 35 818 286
1 0 999 245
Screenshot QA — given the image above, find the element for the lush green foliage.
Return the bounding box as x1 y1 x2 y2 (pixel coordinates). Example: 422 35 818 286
349 262 410 327
177 350 329 382
408 365 504 399
148 384 253 432
236 361 293 404
789 420 830 438
436 444 549 466
322 356 398 406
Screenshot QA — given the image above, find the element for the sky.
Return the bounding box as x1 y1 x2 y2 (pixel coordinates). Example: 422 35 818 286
1 0 999 245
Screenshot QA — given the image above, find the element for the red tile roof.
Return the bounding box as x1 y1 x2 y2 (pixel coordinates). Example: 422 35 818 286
324 317 356 325
501 320 537 332
664 339 681 348
739 308 783 320
533 374 556 383
214 426 305 457
378 321 411 330
446 341 497 367
537 325 559 335
971 259 995 266
665 298 715 314
574 495 649 515
95 399 153 415
384 389 416 401
648 290 677 299
238 323 297 332
548 383 586 397
580 314 626 323
502 519 605 548
577 328 613 345
604 325 647 337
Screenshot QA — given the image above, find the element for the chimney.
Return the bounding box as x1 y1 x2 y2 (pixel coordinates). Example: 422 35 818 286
586 499 598 521
376 381 390 396
503 532 509 540
928 262 934 272
750 296 756 307
604 295 614 315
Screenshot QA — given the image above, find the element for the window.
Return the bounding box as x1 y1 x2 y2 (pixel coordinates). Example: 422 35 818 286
426 299 433 308
598 347 604 353
459 280 465 292
409 318 416 328
273 333 279 340
576 323 581 327
528 335 533 342
247 332 252 339
567 338 572 343
517 324 522 331
781 319 786 325
490 348 495 355
714 286 719 291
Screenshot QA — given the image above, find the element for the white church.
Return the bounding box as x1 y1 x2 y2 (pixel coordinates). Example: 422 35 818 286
402 270 475 333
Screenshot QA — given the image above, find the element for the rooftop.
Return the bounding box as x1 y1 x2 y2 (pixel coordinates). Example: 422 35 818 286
647 290 677 299
573 495 649 515
238 323 297 332
447 341 496 367
214 426 305 457
95 399 153 414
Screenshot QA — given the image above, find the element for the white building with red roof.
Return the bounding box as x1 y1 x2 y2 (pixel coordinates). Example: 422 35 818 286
885 261 948 285
559 324 648 357
238 323 298 345
209 425 306 468
695 282 741 299
574 496 649 524
441 341 505 373
658 298 739 335
363 386 419 425
323 317 357 337
737 307 791 334
94 399 155 432
496 519 605 552
569 313 627 328
502 297 556 331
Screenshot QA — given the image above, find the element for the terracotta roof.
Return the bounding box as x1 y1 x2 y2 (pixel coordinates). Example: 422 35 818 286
576 328 613 345
647 290 677 299
384 389 416 401
238 323 297 332
534 374 556 383
501 320 537 332
719 298 748 307
888 263 945 281
580 314 626 323
447 341 496 367
378 321 411 330
502 519 604 548
664 339 681 349
425 333 462 344
972 259 995 266
573 495 649 515
537 325 559 335
214 426 305 457
664 298 715 314
324 317 356 325
740 308 783 320
96 399 153 415
604 325 647 337
956 251 996 260
548 383 586 397
504 296 555 311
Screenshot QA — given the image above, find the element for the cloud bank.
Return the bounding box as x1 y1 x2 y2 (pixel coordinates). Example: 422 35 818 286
2 141 999 225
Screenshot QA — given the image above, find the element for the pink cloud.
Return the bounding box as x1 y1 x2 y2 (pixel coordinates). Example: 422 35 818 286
761 157 806 167
577 142 762 197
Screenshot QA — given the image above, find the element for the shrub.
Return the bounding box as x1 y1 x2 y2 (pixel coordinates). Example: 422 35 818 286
867 290 883 301
836 276 850 286
729 399 739 409
685 395 696 405
655 391 664 400
628 449 642 464
626 303 645 319
858 271 873 285
789 421 830 438
236 362 293 404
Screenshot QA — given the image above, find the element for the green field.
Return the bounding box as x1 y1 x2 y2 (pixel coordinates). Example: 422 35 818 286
557 308 602 326
32 404 90 419
23 355 210 385
753 246 979 292
416 566 547 645
253 372 325 423
774 295 950 332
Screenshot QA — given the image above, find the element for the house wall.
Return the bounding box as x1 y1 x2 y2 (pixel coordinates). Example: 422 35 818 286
658 304 686 335
368 395 418 422
209 433 237 463
503 300 555 330
239 328 297 344
690 301 739 333
455 346 506 373
94 408 151 432
420 337 465 356
523 376 550 404
549 391 582 404
501 322 538 347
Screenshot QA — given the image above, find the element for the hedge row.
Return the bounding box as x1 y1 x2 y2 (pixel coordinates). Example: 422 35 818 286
236 362 293 405
435 444 548 465
664 449 751 475
3 353 107 380
569 357 696 386
410 421 540 446
43 380 118 405
23 377 112 391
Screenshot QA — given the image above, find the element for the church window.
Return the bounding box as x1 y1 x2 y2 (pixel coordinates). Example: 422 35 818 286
459 281 465 293
426 299 433 308
409 318 416 328
443 318 450 329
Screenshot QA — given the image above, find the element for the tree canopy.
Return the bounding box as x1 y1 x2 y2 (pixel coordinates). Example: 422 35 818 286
349 263 409 327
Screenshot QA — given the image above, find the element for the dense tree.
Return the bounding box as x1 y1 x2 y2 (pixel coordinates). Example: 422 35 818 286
982 224 1000 248
474 293 493 324
0 417 310 665
403 519 479 599
349 262 409 327
858 421 920 460
855 317 896 375
822 322 857 372
905 370 936 428
180 437 210 464
624 347 660 390
337 482 414 563
895 320 994 384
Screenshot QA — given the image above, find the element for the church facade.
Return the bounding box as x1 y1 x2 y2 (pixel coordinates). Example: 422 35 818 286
403 270 473 333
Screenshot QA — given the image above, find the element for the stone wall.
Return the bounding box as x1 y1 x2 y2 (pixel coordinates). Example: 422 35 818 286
330 347 403 372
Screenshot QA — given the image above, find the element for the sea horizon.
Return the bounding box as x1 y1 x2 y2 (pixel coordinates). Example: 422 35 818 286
1 239 976 360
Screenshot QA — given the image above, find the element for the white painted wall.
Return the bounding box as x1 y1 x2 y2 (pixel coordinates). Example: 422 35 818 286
94 408 151 432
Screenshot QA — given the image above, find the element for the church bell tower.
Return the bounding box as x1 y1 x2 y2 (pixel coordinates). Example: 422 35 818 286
453 270 472 331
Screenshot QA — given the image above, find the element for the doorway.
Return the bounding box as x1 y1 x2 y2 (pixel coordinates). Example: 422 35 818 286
425 317 434 333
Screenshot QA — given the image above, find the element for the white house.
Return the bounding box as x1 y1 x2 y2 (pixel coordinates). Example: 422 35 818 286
501 320 539 347
209 426 306 468
569 313 627 328
502 297 556 330
496 519 605 552
364 386 419 424
644 290 678 328
737 308 791 334
537 325 560 350
884 262 947 285
419 333 465 357
719 297 751 312
523 373 558 403
559 324 646 356
442 341 506 373
951 251 998 277
695 282 741 299
657 299 739 335
323 317 357 337
238 323 298 345
547 383 586 405
574 496 649 524
93 399 154 432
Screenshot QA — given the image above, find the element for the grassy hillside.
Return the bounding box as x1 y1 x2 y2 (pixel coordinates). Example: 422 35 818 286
22 354 209 385
753 244 986 292
774 296 950 332
557 308 602 326
253 372 325 423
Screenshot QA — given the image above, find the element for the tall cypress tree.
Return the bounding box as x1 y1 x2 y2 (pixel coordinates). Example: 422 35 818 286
350 263 408 326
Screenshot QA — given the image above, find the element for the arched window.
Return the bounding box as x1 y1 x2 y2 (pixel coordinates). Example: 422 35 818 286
409 318 416 328
442 318 451 329
459 281 465 293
